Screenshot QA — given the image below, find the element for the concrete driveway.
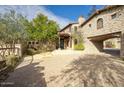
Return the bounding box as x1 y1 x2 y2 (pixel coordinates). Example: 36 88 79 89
2 50 124 87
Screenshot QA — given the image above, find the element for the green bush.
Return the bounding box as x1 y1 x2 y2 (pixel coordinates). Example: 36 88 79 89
5 54 19 67
74 43 85 50
26 48 37 55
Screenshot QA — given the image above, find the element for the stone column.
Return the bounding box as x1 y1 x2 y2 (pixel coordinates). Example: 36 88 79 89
72 38 74 49
58 36 61 50
120 32 124 58
70 37 72 49
15 44 22 57
68 37 73 49
68 37 70 49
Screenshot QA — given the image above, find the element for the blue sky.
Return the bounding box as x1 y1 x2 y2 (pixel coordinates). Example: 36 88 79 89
0 5 105 28
45 5 104 22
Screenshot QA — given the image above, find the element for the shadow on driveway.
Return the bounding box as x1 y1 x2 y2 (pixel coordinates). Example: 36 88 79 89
48 54 124 87
1 62 47 87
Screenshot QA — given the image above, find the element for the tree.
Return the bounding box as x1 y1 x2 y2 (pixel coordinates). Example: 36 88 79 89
26 13 59 41
0 10 28 58
0 10 60 55
0 10 28 44
24 13 60 51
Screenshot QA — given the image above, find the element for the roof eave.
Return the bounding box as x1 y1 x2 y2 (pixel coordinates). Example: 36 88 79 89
59 22 78 32
80 5 121 27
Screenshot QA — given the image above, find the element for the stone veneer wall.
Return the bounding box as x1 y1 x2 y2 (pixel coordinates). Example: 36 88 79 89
60 23 80 49
82 6 124 37
80 6 124 57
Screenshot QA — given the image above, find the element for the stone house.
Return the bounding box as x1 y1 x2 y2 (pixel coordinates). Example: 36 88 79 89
59 5 124 57
58 16 85 49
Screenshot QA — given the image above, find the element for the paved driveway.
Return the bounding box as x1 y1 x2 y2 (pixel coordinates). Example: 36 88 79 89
2 51 124 87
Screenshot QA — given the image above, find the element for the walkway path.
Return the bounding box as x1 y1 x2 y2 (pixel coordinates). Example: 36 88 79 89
2 50 124 87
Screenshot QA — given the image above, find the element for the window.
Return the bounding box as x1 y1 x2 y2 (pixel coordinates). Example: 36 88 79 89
111 13 117 19
32 42 35 44
28 42 31 44
74 39 78 45
89 24 91 27
97 18 103 29
74 26 77 32
36 42 39 44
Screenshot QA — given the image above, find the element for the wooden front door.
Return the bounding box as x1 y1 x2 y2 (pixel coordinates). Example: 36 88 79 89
60 39 64 49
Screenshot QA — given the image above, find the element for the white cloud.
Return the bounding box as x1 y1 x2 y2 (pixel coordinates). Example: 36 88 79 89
0 5 72 28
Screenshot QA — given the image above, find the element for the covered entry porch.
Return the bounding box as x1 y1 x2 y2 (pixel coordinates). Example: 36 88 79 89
58 32 73 49
85 32 121 56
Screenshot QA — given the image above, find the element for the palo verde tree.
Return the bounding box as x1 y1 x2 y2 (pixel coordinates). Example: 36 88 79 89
25 13 59 41
24 13 60 51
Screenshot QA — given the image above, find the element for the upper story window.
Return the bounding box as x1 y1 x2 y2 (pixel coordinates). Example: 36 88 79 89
32 42 35 45
97 18 103 29
36 42 39 44
74 26 77 32
28 42 31 44
89 24 91 27
111 13 117 19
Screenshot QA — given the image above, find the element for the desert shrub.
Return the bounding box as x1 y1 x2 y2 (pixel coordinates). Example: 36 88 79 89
74 43 85 50
5 54 19 68
26 48 38 55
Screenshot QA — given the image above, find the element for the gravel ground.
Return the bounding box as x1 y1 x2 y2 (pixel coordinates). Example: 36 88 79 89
1 50 124 87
